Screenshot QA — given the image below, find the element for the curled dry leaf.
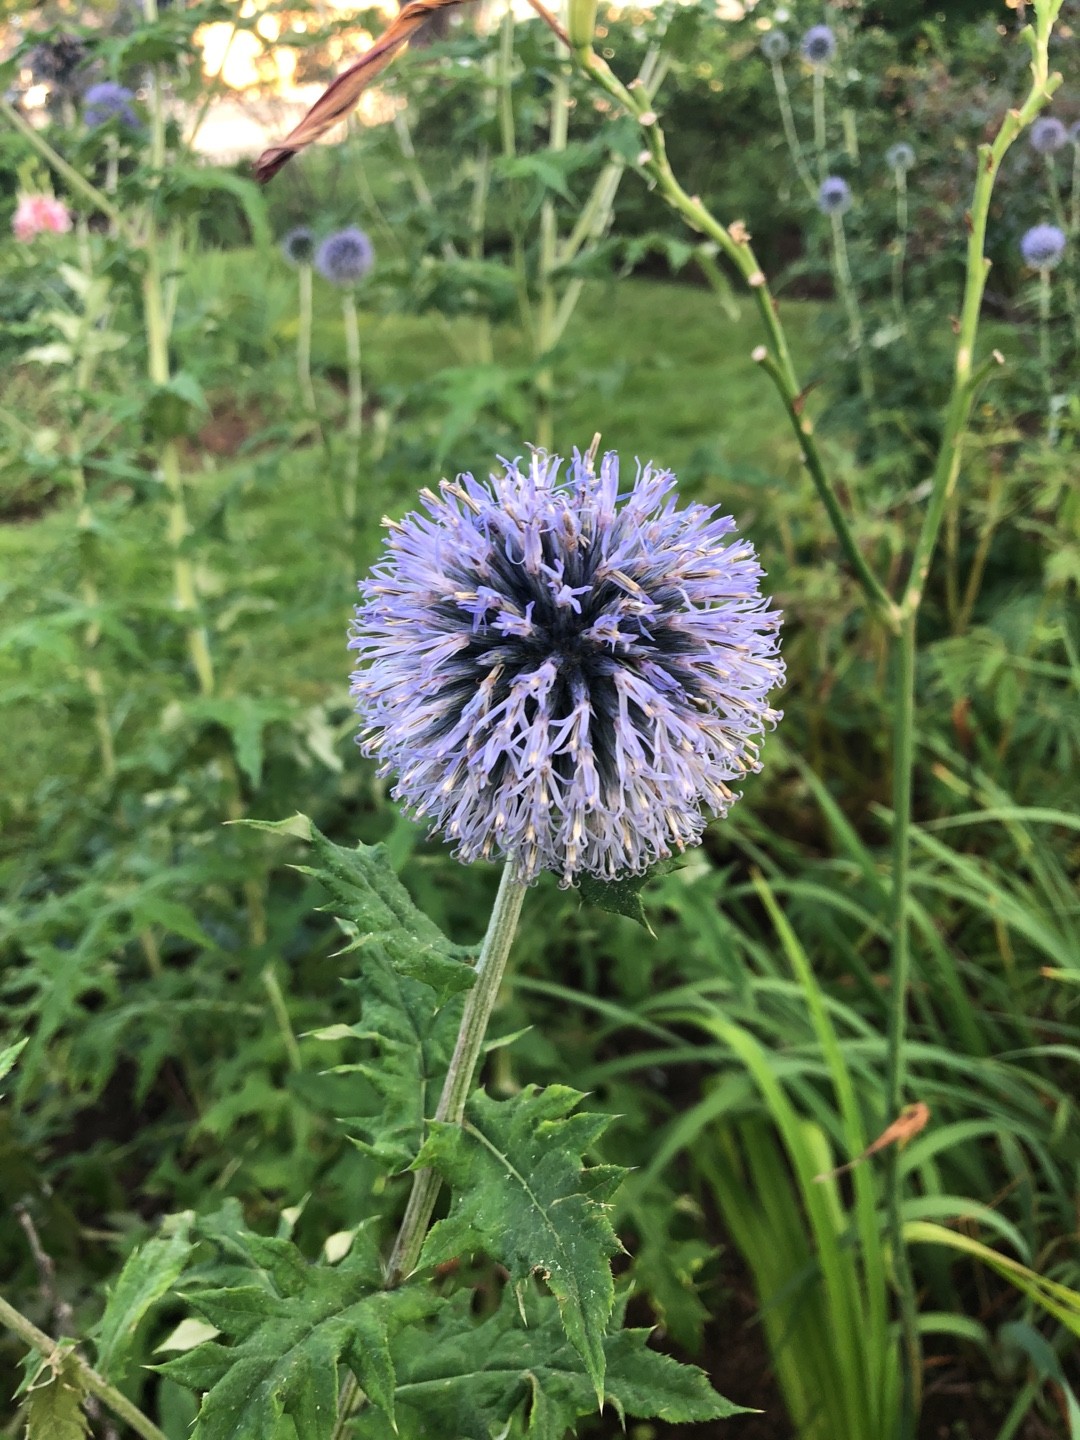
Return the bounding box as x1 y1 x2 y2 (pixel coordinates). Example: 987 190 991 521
253 0 474 183
814 1101 931 1183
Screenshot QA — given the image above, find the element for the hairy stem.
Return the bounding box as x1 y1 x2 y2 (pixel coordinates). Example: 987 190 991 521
332 864 527 1440
387 862 528 1282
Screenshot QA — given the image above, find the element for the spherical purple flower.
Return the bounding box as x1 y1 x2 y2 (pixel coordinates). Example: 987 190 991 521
315 228 374 286
818 176 852 215
350 450 784 885
84 82 138 129
281 226 315 266
886 142 915 174
801 24 836 65
760 30 790 62
1020 223 1066 271
1029 117 1067 155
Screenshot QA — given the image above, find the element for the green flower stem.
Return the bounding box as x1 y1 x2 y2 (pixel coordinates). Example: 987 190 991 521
332 865 527 1439
829 208 875 408
1037 267 1055 440
892 167 909 332
0 1292 168 1440
296 262 325 447
1043 151 1080 346
535 67 570 450
883 610 920 1434
0 99 124 232
142 234 215 697
498 4 536 349
811 67 828 183
769 59 816 202
571 47 894 622
342 290 364 527
385 862 528 1286
902 50 1062 618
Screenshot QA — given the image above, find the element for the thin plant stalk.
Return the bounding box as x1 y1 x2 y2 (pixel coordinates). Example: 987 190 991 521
1037 266 1055 441
1042 151 1080 343
497 2 536 348
829 207 876 408
534 66 570 450
770 58 817 202
342 289 363 527
0 1293 168 1440
892 165 909 332
296 261 325 446
332 864 528 1439
812 66 828 183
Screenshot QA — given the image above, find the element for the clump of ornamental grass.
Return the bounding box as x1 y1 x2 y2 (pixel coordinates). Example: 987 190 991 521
350 448 784 885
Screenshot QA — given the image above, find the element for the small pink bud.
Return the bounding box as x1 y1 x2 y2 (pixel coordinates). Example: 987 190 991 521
12 194 73 242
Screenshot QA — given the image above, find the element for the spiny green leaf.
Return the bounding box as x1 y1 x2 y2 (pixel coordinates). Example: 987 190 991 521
298 824 476 1002
23 1359 89 1440
332 955 465 1172
158 1220 436 1440
416 1085 623 1401
576 860 676 931
0 1036 26 1089
367 1286 743 1440
91 1213 194 1382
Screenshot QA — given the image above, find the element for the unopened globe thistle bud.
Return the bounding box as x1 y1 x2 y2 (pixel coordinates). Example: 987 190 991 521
281 226 315 266
760 31 790 62
885 142 915 174
818 176 851 215
83 82 139 130
1029 117 1067 155
801 24 836 66
1020 223 1066 271
350 450 784 885
315 228 374 286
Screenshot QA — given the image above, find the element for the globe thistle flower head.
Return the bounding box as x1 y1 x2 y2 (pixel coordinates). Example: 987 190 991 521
350 449 784 885
315 228 374 286
801 24 836 65
1020 223 1066 271
1030 117 1067 155
83 82 138 129
760 30 790 62
818 176 851 215
281 226 315 267
886 142 915 174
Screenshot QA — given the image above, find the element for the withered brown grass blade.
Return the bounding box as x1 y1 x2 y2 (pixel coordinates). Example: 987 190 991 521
254 0 474 183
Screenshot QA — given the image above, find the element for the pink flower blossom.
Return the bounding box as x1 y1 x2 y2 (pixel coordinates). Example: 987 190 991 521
12 194 73 242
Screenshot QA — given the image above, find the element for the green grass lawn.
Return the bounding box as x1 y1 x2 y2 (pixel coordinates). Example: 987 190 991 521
0 268 835 825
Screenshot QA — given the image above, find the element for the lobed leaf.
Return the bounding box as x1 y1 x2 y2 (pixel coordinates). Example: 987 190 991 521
416 1085 624 1400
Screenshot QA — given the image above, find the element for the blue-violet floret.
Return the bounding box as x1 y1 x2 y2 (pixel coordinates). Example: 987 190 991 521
349 450 785 884
818 175 852 214
1030 117 1067 155
84 81 138 129
281 226 315 266
801 24 836 64
886 142 915 173
761 31 790 61
315 227 374 285
1020 223 1066 270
